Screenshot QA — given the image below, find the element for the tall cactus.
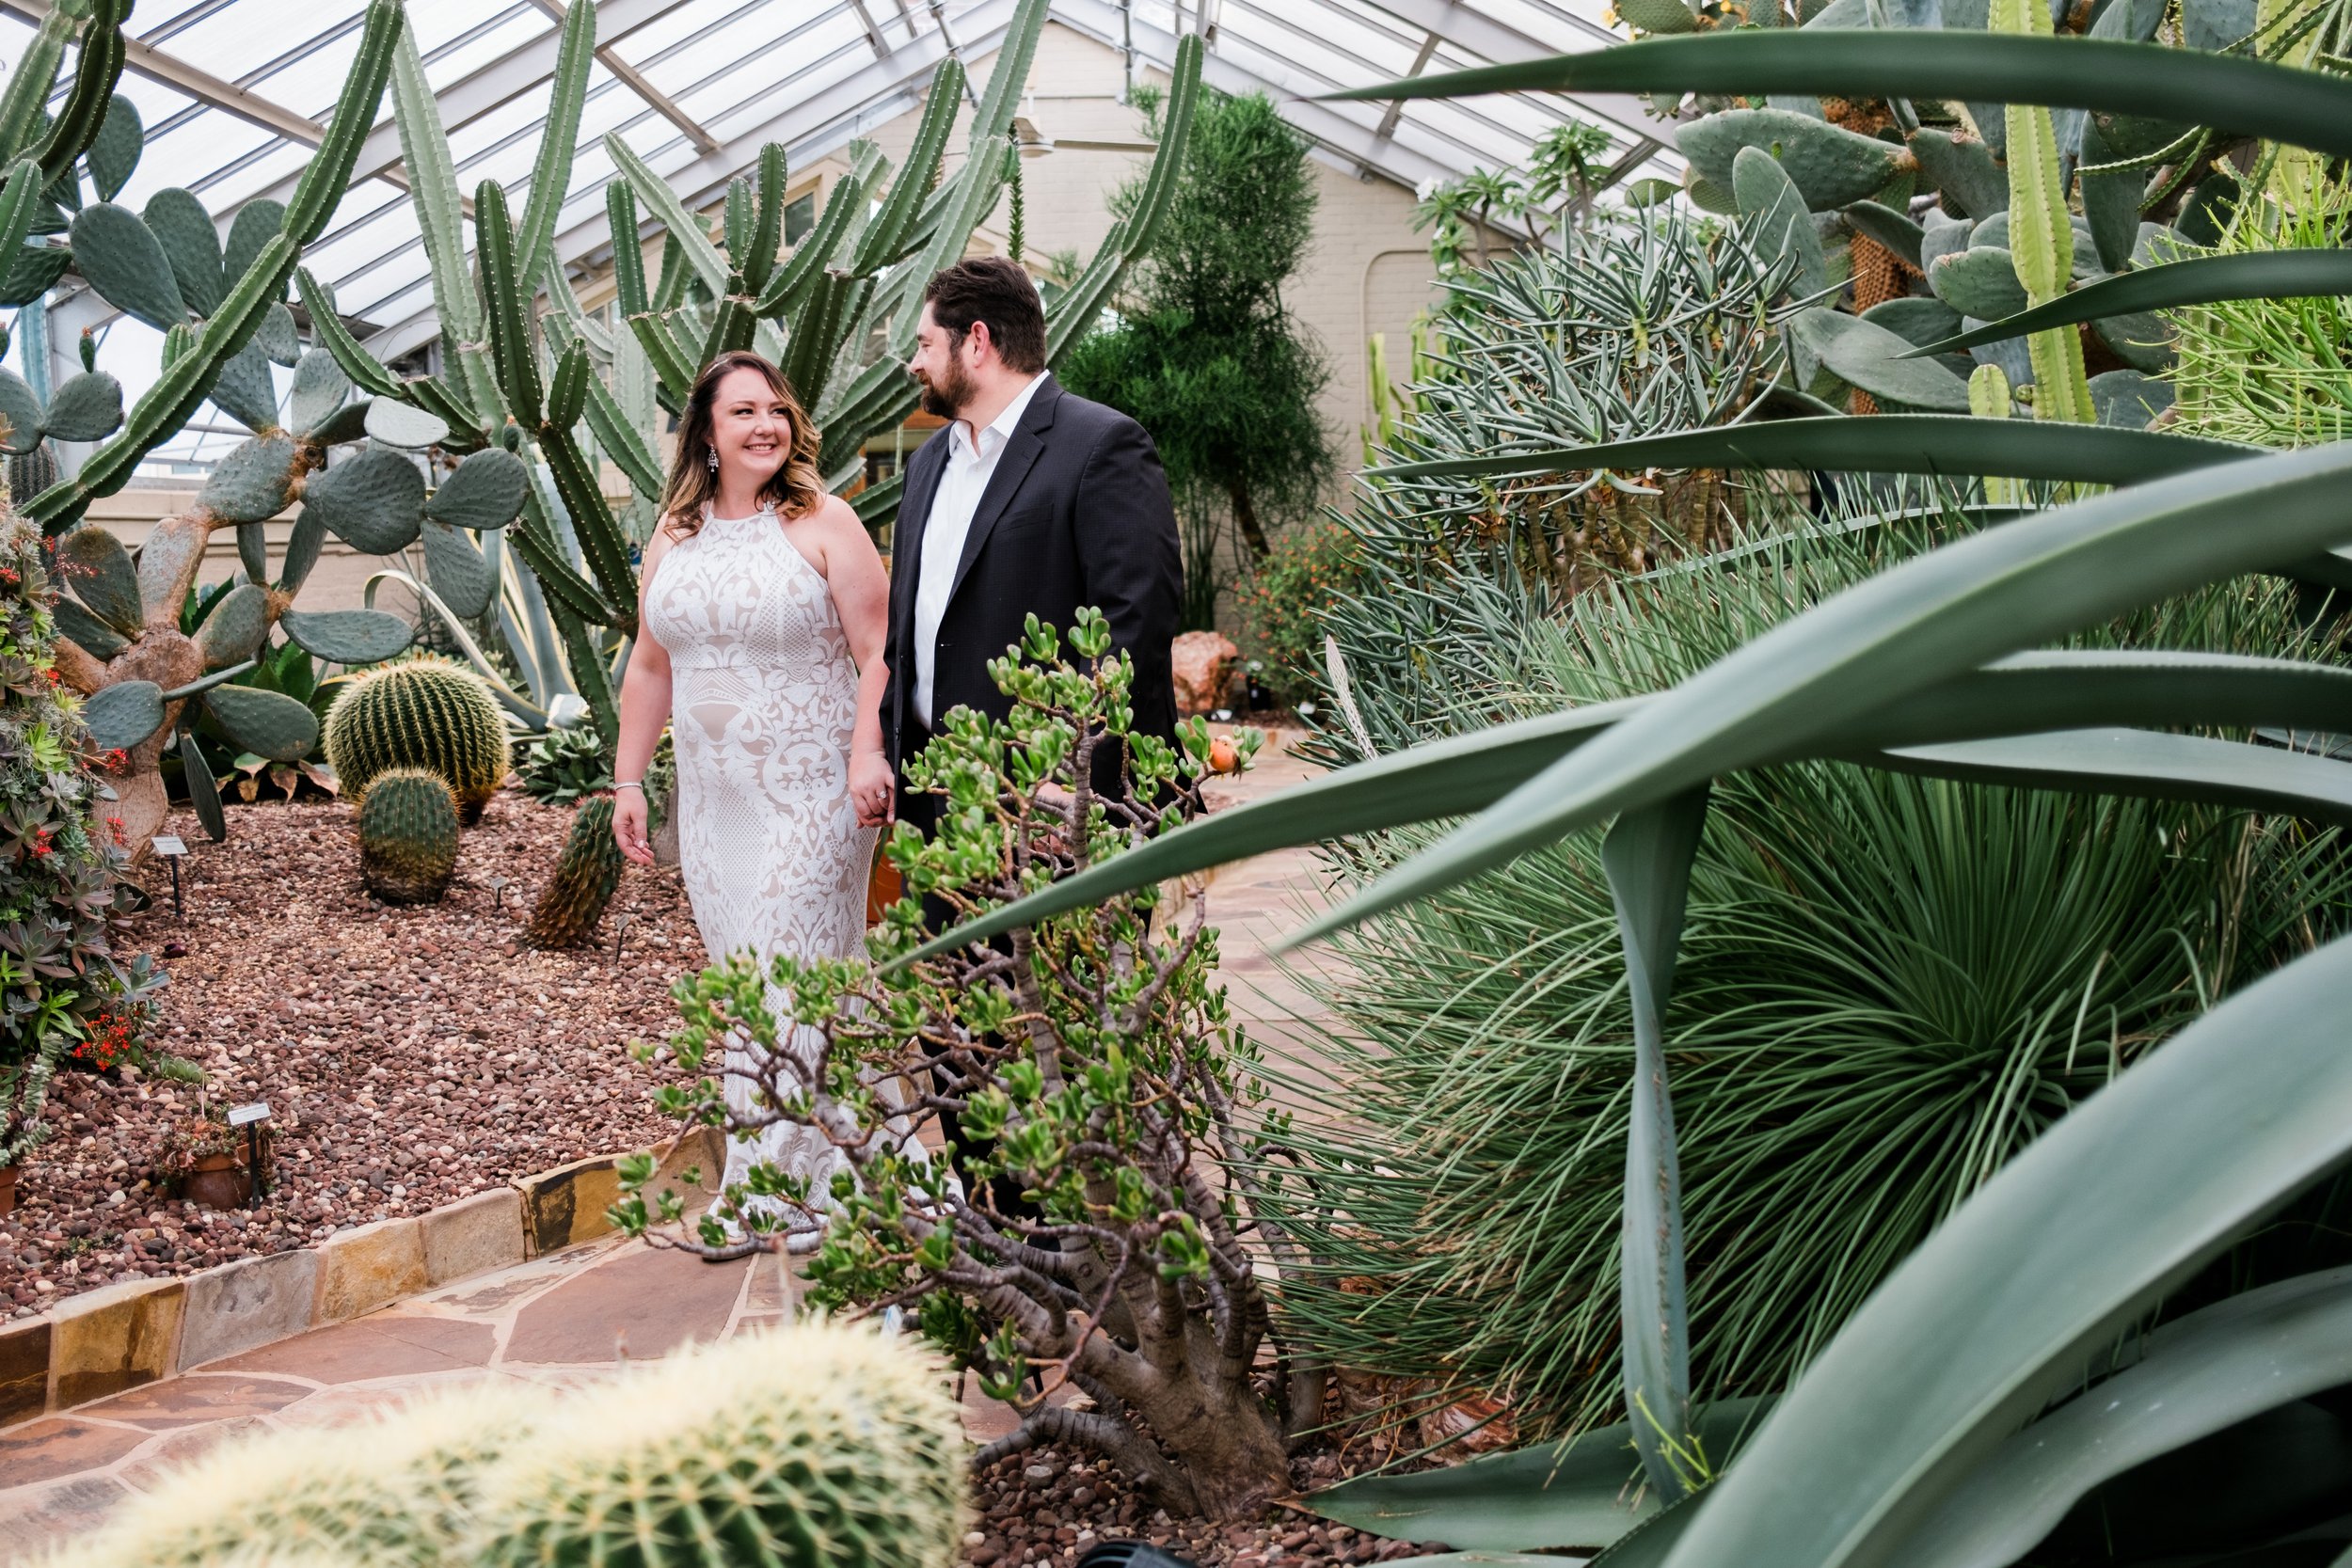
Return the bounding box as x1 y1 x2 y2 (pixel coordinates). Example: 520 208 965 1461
1993 0 2096 426
359 0 1203 752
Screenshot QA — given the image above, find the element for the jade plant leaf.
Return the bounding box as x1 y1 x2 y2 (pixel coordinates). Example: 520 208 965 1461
82 679 165 753
305 443 425 554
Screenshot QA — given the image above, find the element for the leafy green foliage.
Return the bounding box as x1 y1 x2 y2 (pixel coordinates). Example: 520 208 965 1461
0 509 157 1165
1233 522 1361 700
618 612 1306 1521
514 718 612 807
1059 88 1333 623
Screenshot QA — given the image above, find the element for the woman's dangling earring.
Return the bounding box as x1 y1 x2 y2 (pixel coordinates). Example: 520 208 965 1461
707 445 718 473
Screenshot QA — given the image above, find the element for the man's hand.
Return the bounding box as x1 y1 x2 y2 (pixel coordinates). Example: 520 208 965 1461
614 788 655 866
851 748 896 828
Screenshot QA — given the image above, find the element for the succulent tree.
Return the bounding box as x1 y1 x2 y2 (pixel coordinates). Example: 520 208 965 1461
342 0 1203 748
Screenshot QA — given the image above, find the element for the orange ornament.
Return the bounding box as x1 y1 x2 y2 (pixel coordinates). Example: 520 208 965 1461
1208 736 1240 774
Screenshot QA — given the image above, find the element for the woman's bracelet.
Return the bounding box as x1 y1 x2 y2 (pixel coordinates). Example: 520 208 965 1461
613 780 644 791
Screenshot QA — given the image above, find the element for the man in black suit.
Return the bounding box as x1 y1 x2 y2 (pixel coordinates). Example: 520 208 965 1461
881 255 1183 832
879 257 1183 1215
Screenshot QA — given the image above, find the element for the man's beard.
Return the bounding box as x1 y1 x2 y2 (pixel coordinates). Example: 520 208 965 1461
916 356 972 420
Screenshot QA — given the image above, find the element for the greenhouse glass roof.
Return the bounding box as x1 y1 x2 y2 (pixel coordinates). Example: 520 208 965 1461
4 0 1681 470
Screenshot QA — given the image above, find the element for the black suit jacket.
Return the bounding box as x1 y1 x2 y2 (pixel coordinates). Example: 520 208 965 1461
883 374 1184 806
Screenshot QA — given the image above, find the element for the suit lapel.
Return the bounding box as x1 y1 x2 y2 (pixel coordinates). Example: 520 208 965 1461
946 375 1060 604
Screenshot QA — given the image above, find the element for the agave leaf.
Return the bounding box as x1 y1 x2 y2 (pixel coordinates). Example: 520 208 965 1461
1311 1399 1773 1552
1904 251 2352 356
1366 416 2254 486
1870 727 2352 826
1604 787 1709 1501
1891 1267 2352 1568
1652 927 2352 1568
906 647 2352 962
1291 441 2352 949
1319 35 2352 162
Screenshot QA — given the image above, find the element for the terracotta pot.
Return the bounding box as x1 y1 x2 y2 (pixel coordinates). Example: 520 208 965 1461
182 1150 250 1211
0 1160 16 1218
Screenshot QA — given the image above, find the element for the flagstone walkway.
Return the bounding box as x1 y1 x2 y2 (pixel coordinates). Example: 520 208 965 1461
0 732 1332 1562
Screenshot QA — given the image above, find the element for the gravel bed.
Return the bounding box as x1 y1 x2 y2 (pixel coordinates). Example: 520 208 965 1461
963 1447 1452 1568
2 788 707 1317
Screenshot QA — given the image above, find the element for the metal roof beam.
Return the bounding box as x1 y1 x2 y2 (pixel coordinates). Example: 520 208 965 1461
523 0 721 154
1354 0 1677 150
359 0 1023 364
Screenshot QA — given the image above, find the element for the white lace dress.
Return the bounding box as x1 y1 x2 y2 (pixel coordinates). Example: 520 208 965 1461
644 504 880 1227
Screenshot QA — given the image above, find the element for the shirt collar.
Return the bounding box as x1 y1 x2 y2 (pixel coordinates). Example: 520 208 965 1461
950 372 1047 462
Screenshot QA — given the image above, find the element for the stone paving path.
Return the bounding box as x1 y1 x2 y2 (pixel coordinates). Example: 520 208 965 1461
0 733 1333 1562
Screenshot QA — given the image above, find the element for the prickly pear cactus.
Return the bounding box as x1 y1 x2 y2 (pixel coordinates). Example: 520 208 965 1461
356 766 459 905
473 1323 967 1568
522 795 624 948
323 659 509 823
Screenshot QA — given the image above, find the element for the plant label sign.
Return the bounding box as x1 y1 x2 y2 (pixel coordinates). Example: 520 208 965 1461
150 835 187 856
228 1102 270 1127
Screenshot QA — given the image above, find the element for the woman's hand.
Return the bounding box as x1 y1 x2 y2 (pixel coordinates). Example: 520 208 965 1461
850 748 895 828
613 787 655 865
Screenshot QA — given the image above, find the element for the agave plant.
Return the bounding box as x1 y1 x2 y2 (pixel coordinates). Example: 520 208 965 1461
337 0 1204 746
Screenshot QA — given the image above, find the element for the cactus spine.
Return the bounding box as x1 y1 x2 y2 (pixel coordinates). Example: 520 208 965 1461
357 767 460 904
473 1324 968 1568
523 795 624 948
325 659 511 823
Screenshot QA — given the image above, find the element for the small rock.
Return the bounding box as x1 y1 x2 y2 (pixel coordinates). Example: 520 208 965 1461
1024 1463 1056 1485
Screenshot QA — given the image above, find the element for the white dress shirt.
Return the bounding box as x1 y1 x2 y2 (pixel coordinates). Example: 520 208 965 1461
912 372 1048 726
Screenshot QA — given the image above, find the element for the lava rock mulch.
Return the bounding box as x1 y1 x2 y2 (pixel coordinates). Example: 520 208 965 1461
965 1448 1450 1568
2 787 709 1318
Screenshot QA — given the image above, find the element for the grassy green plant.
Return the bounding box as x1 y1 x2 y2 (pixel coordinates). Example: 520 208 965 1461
2169 167 2352 449
1261 486 2352 1434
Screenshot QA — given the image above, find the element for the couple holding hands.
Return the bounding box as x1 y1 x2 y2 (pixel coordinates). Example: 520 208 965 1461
608 255 1184 1209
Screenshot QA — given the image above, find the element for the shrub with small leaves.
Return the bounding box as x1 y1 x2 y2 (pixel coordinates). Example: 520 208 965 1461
618 610 1307 1523
1234 522 1361 702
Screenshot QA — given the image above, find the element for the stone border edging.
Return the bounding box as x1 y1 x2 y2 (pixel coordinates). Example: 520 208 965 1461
0 1125 723 1429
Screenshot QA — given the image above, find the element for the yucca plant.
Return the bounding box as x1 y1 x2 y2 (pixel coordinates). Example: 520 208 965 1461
350 0 1205 747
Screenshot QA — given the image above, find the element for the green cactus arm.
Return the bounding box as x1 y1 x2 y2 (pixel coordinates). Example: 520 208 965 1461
848 62 963 274
739 141 786 294
536 422 638 628
0 0 85 167
546 339 592 432
784 274 872 413
818 350 916 445
627 309 699 407
698 279 758 369
850 466 904 527
27 230 298 529
605 131 731 298
550 601 618 748
389 11 503 437
285 0 402 247
722 176 753 273
509 475 617 627
28 0 127 185
543 250 613 359
1114 35 1201 262
753 168 866 318
294 267 404 398
0 160 47 288
477 179 547 426
580 360 662 499
403 372 485 446
516 0 596 280
650 232 694 311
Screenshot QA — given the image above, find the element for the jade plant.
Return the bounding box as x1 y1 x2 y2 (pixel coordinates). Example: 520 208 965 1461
617 611 1305 1522
348 0 1203 747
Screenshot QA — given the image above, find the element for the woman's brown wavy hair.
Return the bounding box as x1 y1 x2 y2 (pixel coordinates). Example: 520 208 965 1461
655 351 825 539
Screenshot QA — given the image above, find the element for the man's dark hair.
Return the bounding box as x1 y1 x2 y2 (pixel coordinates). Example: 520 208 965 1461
923 256 1047 374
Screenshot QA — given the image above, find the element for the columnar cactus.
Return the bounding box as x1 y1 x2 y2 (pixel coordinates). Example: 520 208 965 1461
356 767 460 904
522 795 624 947
342 0 1203 749
323 659 510 821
